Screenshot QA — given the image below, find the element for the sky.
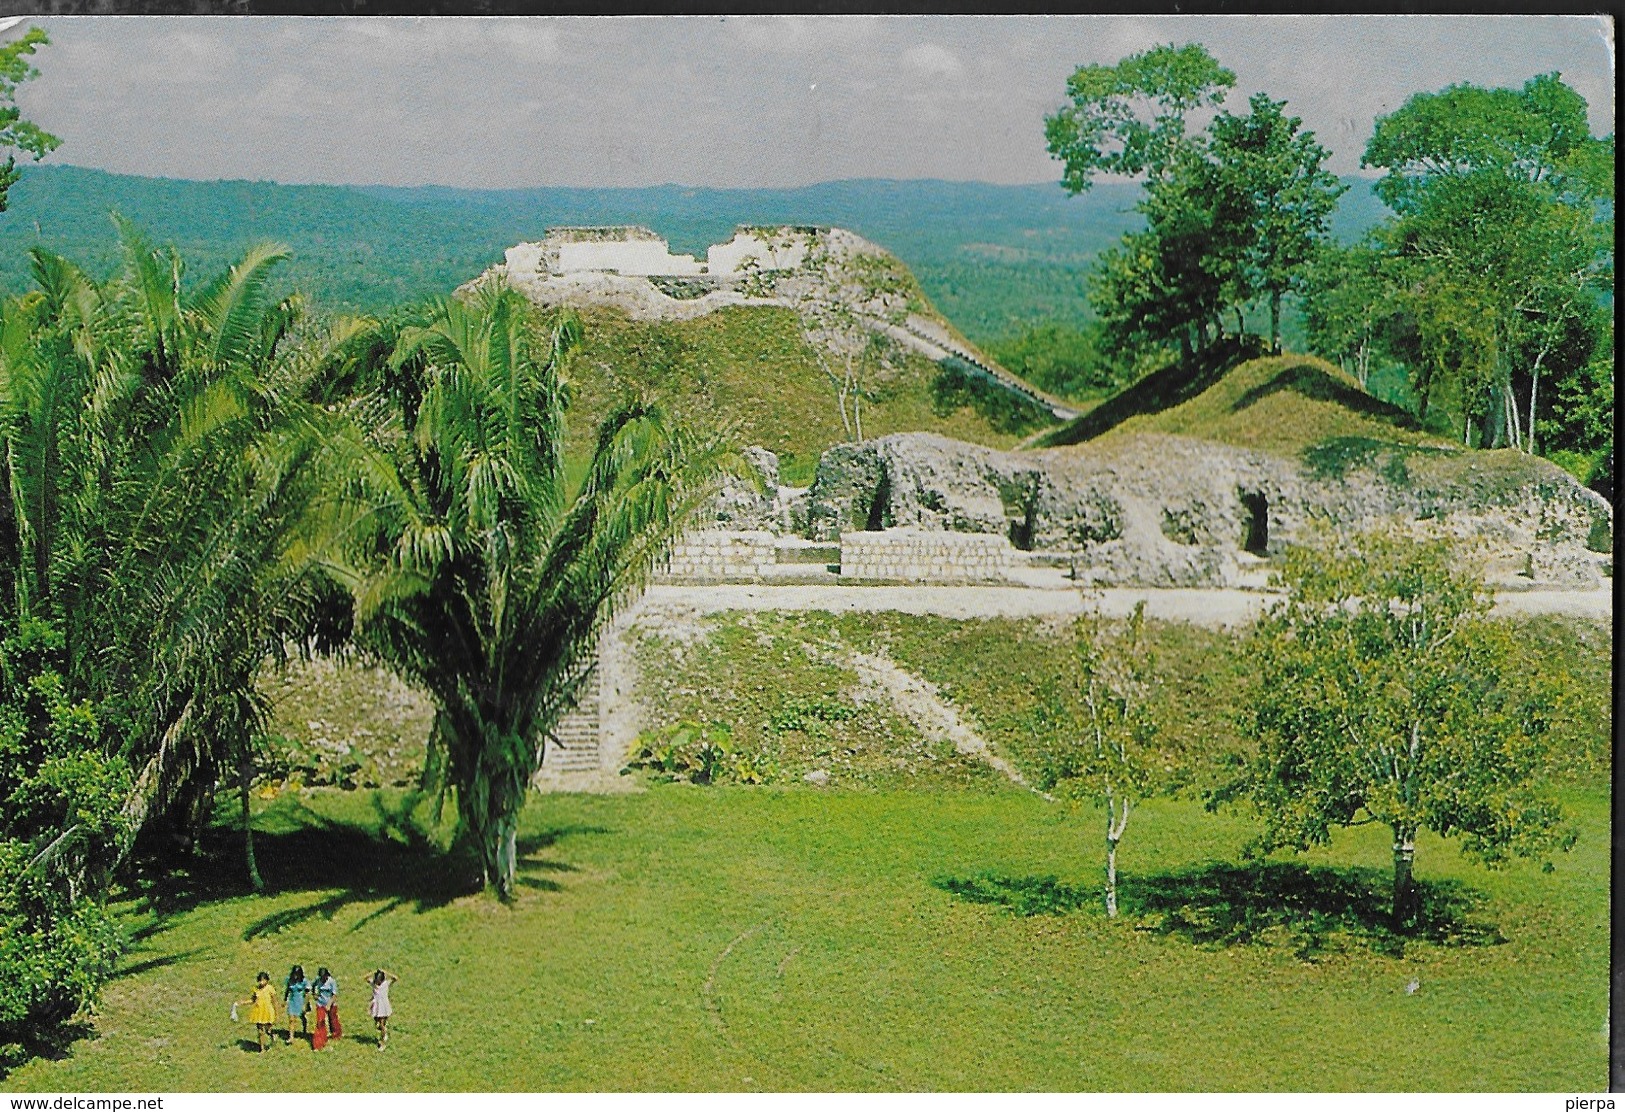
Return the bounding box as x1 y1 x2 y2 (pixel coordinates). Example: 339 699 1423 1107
12 14 1617 190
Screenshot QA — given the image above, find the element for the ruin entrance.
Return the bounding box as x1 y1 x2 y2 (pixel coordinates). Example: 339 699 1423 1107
1239 490 1269 555
864 471 892 532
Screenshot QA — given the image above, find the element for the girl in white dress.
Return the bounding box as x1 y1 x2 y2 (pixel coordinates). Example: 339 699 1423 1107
367 968 399 1050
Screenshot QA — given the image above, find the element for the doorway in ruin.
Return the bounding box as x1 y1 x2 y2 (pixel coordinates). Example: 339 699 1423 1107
864 471 892 532
1239 490 1269 555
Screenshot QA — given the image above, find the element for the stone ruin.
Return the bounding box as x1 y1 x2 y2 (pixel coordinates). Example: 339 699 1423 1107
541 428 1611 783
661 431 1614 591
503 225 814 281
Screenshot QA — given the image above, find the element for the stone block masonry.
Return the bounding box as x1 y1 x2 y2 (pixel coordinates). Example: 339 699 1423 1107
544 666 601 775
661 530 778 582
840 528 1015 583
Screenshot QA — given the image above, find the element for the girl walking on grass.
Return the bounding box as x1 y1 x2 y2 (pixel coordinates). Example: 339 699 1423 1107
312 967 339 1050
283 965 311 1046
367 969 398 1050
239 971 278 1052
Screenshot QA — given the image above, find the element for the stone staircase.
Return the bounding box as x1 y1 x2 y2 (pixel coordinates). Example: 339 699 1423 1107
867 313 1081 421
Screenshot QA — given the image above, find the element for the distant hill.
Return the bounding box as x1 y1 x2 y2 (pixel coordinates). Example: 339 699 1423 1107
0 165 1391 345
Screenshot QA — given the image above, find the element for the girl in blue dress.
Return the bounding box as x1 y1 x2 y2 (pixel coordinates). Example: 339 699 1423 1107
283 965 311 1046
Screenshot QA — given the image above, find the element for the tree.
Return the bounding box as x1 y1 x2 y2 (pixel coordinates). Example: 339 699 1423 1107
1046 42 1235 193
310 281 736 899
0 618 130 1066
1049 44 1237 363
0 223 357 885
1208 94 1346 352
789 237 911 443
1050 46 1339 360
1048 602 1160 918
1221 535 1575 923
0 27 60 213
1363 73 1613 452
1303 240 1397 391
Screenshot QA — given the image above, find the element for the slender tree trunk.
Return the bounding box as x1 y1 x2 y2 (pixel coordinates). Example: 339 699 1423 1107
1526 349 1546 456
1180 328 1193 365
1269 290 1282 354
476 811 520 902
1233 307 1246 339
1391 827 1417 925
1105 835 1119 918
1103 793 1131 919
239 753 262 893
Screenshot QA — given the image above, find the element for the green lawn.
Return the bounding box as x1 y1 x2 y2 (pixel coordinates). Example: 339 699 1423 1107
3 782 1608 1092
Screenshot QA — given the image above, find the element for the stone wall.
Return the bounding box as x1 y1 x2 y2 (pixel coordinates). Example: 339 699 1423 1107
558 238 704 276
504 226 816 283
707 230 811 274
804 431 1613 589
661 530 779 581
840 528 1015 583
544 667 601 775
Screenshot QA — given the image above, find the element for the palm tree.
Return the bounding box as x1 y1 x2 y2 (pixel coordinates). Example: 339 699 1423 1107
0 222 358 884
310 280 736 899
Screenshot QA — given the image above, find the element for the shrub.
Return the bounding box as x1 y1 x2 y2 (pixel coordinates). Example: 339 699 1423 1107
624 721 776 785
0 619 132 1067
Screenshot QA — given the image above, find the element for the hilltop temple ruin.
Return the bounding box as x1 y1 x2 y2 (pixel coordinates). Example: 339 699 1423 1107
502 225 816 282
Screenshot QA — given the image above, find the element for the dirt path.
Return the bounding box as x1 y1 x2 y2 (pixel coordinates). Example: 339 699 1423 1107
638 582 1612 627
847 650 1030 788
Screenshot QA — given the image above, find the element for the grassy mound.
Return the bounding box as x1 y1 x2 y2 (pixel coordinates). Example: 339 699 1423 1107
565 305 1054 485
1037 349 1435 458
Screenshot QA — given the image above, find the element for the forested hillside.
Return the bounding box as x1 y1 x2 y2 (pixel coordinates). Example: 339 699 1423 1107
0 165 1388 344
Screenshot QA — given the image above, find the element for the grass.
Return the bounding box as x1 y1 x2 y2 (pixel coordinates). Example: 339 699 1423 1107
1037 349 1445 458
15 611 1600 1090
565 306 1055 485
1 782 1607 1092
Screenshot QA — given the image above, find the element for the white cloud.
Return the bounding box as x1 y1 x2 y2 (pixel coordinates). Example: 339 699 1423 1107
902 43 964 81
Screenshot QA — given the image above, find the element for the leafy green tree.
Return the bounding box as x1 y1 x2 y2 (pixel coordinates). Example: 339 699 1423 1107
1050 46 1339 360
1208 94 1346 352
1303 240 1397 390
1048 44 1237 362
1221 535 1576 924
1047 602 1160 919
0 27 59 214
1363 73 1613 452
1045 42 1235 193
311 281 736 899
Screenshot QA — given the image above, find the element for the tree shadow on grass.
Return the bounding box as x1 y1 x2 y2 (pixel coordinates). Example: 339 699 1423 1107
0 1020 97 1079
935 861 1505 959
117 947 212 978
1230 363 1421 428
122 792 609 944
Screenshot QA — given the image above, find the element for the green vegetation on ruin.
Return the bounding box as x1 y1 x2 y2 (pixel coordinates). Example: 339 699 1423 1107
1041 352 1438 454
566 306 1052 485
628 610 1610 793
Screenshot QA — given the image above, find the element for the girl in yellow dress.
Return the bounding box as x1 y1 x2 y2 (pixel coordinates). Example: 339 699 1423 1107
238 971 279 1052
